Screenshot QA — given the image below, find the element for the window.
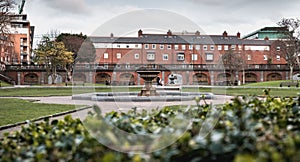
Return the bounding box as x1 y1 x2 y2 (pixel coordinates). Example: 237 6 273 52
147 52 155 61
206 53 213 61
247 54 251 60
116 53 121 59
238 45 243 50
160 44 164 49
195 45 201 50
104 53 108 59
182 45 186 50
224 45 229 50
145 44 149 49
126 45 130 48
174 45 179 50
263 55 268 60
163 54 168 60
218 45 222 50
167 44 171 49
189 45 193 50
276 46 281 51
210 45 214 50
276 55 280 61
152 44 156 49
231 45 236 50
203 45 208 50
134 53 139 59
117 44 121 48
177 52 185 61
192 54 198 61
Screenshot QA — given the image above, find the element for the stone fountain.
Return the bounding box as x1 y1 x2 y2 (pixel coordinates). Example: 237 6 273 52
136 70 160 96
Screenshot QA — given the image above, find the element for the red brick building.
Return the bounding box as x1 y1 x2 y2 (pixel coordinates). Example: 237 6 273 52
79 29 287 86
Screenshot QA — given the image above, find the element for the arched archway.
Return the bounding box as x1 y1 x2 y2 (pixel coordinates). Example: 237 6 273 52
245 73 257 83
193 73 209 85
267 73 282 81
73 73 86 82
119 73 135 85
95 73 111 84
24 73 38 85
216 73 231 85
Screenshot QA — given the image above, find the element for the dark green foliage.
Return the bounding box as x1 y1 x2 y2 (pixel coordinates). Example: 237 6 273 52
2 93 300 161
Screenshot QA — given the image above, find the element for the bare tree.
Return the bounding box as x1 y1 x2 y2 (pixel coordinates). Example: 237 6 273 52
219 49 243 85
0 0 14 68
277 18 300 80
0 0 14 37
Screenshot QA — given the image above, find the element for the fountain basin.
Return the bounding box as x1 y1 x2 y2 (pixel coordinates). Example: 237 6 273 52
72 91 214 102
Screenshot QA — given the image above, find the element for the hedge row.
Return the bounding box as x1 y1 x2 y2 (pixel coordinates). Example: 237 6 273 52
1 93 300 161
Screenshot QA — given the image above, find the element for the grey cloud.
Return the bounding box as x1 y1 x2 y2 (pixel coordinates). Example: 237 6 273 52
43 0 89 15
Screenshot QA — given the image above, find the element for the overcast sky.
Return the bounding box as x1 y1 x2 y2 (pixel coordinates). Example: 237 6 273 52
17 0 300 37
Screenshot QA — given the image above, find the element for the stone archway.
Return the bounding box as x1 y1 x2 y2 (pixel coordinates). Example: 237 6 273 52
95 73 111 84
267 73 282 81
193 73 209 85
245 73 257 83
119 73 135 85
216 73 231 85
24 73 39 85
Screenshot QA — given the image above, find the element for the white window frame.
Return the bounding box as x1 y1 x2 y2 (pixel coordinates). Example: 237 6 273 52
189 45 193 50
145 44 149 49
167 44 172 50
152 44 156 49
231 45 236 50
147 52 155 61
224 45 229 50
218 45 222 50
195 45 201 50
203 45 208 50
276 55 280 61
177 53 185 61
247 54 251 60
134 53 139 59
263 55 268 60
160 44 164 49
174 45 179 50
182 45 186 50
163 54 169 60
116 53 121 59
191 54 198 61
104 53 108 59
210 45 214 51
206 53 213 61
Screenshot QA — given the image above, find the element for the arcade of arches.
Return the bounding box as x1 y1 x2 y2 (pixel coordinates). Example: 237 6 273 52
8 71 289 85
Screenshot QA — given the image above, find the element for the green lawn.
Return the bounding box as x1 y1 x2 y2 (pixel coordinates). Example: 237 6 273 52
243 80 295 87
0 98 77 126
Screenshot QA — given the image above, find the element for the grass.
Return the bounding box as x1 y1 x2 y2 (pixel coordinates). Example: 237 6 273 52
0 81 12 87
0 98 78 126
244 80 295 87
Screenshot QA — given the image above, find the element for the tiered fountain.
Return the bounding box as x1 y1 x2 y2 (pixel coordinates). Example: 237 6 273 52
136 70 160 96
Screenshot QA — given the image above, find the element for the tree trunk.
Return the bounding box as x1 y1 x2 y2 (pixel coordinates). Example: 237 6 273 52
290 66 294 80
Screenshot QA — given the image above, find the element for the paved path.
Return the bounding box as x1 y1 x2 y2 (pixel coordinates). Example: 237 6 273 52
0 95 233 137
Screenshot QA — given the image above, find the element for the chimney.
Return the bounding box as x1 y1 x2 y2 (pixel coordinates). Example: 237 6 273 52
110 33 114 38
237 32 241 38
195 30 200 36
223 31 228 37
138 29 143 37
167 29 172 36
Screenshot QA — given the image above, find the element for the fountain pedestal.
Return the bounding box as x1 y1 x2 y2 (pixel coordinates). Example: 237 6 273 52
137 71 160 96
